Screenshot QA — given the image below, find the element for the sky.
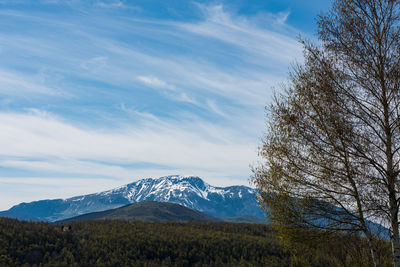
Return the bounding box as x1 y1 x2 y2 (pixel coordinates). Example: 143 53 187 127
0 0 332 210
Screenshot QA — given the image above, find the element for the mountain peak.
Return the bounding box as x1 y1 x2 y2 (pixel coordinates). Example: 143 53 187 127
158 175 207 188
156 175 205 183
0 175 263 222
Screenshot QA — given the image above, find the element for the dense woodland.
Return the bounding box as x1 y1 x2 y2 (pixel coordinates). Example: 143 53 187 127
0 217 392 266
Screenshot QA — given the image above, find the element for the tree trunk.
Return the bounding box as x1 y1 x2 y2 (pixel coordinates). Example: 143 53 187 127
370 243 380 267
365 231 380 267
370 246 380 267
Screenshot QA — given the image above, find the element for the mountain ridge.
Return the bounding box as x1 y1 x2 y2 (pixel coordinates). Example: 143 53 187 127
57 201 222 223
0 175 263 222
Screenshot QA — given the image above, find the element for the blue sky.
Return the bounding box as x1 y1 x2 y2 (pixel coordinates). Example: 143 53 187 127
0 0 331 210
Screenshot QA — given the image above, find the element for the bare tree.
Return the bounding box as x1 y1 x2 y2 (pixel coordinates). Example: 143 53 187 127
252 0 400 266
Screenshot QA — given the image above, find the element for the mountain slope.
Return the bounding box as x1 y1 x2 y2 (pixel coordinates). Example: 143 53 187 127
0 175 263 222
58 201 221 223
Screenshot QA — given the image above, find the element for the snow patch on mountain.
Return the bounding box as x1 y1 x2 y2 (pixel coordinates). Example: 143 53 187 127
0 175 263 222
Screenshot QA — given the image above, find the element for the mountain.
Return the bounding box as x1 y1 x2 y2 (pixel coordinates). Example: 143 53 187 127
0 175 264 222
58 201 221 223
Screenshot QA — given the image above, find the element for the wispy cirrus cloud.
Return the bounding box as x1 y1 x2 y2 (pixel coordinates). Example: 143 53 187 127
0 70 63 97
137 75 173 89
136 75 198 104
0 1 309 209
179 4 302 64
276 11 291 24
0 111 256 171
97 0 125 8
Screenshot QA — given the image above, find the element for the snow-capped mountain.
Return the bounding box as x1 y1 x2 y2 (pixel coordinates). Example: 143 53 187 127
0 175 264 222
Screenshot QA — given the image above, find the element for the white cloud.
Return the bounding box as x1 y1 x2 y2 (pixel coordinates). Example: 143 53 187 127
119 103 161 121
81 56 108 73
206 99 226 117
170 92 198 104
0 6 294 106
0 111 256 174
101 43 277 105
136 75 199 104
277 11 291 24
97 0 125 8
179 4 302 63
137 75 173 89
96 0 142 11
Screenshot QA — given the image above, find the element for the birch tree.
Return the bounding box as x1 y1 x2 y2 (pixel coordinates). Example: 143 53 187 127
252 0 400 266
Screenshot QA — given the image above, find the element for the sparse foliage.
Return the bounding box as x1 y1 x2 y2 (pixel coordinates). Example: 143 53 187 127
252 0 400 266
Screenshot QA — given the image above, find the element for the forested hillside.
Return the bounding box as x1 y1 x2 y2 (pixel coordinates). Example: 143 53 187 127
0 217 391 266
58 201 220 223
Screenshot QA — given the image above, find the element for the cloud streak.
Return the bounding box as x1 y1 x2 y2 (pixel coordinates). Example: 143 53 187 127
0 70 63 97
0 111 256 172
180 5 302 64
0 1 306 209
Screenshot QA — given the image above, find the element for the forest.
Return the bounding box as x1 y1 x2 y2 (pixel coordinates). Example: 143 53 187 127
0 217 392 266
